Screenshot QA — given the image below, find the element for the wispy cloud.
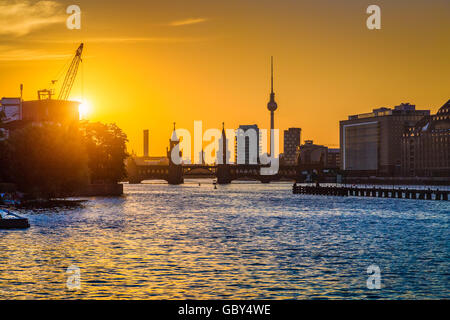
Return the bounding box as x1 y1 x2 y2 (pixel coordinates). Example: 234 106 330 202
0 35 211 61
0 45 70 61
169 18 208 27
28 36 210 44
0 0 65 36
84 37 207 43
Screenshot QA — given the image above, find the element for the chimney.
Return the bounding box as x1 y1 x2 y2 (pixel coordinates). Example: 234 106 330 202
143 129 149 157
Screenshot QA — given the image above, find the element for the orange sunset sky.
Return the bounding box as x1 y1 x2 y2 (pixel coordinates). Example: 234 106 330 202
0 0 449 156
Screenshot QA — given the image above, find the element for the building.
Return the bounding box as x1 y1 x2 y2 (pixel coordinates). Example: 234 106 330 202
297 141 341 169
283 128 301 165
235 124 261 164
340 103 430 175
327 148 341 169
401 100 450 177
298 140 328 167
1 97 80 136
0 98 21 123
143 129 149 157
217 123 231 164
21 99 79 123
0 98 21 139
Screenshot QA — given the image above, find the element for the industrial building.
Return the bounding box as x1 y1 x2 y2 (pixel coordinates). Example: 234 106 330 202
340 103 430 176
298 140 327 166
0 97 80 135
401 100 450 177
0 44 84 137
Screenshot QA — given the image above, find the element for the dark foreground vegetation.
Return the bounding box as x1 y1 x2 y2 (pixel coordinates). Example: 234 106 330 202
0 118 128 201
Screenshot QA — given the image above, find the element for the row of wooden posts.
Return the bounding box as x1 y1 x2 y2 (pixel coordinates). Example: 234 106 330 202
292 185 449 201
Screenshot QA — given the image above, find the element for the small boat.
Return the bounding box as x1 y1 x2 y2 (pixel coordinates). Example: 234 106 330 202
0 209 30 229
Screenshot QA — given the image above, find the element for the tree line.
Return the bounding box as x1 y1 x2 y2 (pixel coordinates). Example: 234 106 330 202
0 117 128 199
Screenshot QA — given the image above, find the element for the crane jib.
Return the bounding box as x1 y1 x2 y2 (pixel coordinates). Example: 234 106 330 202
58 43 84 101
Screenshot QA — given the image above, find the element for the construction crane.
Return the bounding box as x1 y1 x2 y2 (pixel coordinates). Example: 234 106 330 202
58 43 83 100
38 43 84 100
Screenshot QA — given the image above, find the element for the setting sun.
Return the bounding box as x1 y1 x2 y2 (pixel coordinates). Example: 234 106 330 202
78 101 91 120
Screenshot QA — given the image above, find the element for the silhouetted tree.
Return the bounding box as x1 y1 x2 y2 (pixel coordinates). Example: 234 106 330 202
0 140 10 182
0 111 10 182
80 121 128 183
0 109 5 138
7 123 89 199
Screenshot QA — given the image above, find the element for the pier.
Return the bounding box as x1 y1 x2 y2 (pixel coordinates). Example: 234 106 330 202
293 185 449 201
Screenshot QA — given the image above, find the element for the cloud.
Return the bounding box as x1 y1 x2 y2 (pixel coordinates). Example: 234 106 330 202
0 0 65 36
169 18 208 27
0 45 70 61
84 37 206 43
29 36 210 44
0 35 211 60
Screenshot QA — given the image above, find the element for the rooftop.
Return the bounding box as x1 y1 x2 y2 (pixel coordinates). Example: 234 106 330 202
347 103 430 120
406 100 450 135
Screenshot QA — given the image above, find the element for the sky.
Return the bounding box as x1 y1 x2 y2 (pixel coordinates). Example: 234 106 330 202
0 0 449 156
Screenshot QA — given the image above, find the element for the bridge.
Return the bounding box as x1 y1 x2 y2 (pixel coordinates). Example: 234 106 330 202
126 123 332 184
126 158 330 185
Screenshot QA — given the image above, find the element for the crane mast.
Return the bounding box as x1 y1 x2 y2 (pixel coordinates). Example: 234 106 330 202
57 43 83 100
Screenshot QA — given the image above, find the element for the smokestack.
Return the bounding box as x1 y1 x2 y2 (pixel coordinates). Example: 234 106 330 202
143 129 149 157
20 84 23 120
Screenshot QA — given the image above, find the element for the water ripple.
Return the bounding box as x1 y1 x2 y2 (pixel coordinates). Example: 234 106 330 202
0 181 448 299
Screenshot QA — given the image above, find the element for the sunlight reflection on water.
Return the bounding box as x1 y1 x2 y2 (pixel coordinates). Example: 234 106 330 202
0 180 448 299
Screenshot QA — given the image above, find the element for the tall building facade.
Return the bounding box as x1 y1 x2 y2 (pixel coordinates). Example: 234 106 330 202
340 103 430 175
235 124 261 164
283 128 301 165
401 100 450 177
327 148 341 169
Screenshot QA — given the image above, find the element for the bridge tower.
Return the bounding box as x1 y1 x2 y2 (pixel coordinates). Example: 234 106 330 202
295 152 303 183
167 122 184 185
217 122 232 184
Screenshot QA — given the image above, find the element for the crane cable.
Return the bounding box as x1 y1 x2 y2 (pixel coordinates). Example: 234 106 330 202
50 54 72 93
81 56 84 102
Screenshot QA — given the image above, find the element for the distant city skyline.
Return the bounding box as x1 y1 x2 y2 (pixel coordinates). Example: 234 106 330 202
0 0 448 155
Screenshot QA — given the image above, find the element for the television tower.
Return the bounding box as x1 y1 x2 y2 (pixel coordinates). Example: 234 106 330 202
267 56 278 156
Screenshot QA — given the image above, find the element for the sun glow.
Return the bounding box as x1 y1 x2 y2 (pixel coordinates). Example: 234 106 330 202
78 101 91 120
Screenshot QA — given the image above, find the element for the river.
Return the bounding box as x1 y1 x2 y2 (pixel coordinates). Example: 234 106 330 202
0 181 448 299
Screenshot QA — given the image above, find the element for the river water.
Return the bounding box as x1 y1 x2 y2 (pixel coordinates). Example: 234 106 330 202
0 181 448 299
